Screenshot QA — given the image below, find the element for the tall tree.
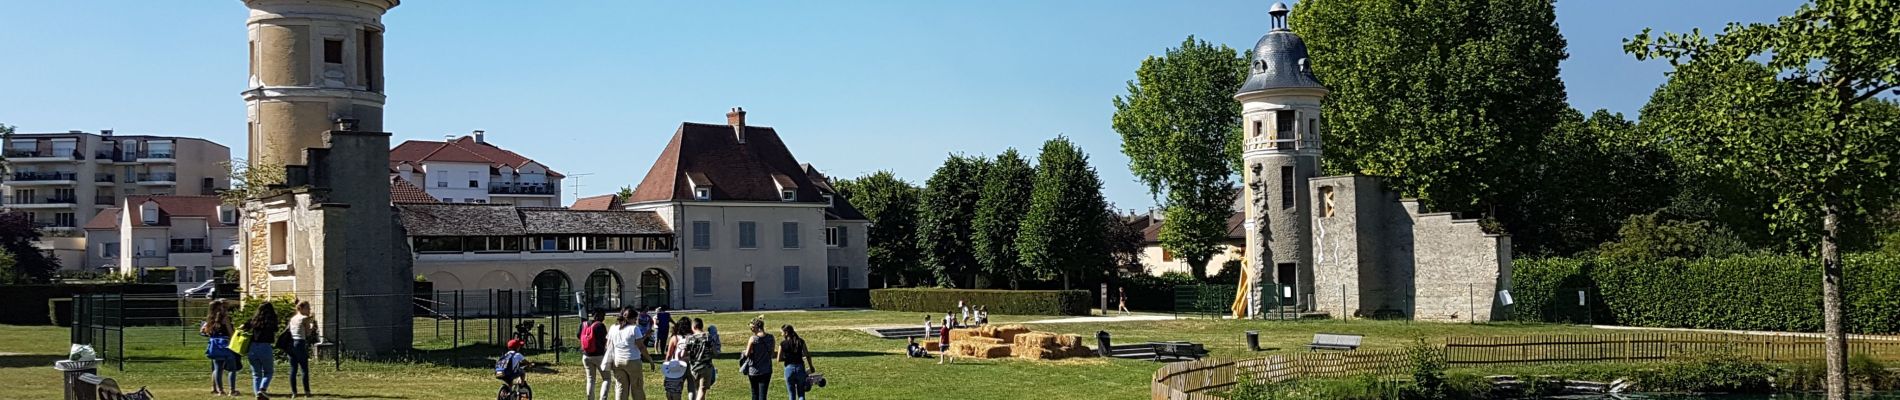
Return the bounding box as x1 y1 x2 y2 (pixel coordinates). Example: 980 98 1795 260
616 186 636 200
1627 1 1900 396
1112 36 1246 281
1102 204 1147 277
1017 136 1110 290
0 212 57 284
1514 109 1678 255
972 149 1035 289
1293 0 1568 229
218 158 286 206
834 171 924 287
915 155 988 287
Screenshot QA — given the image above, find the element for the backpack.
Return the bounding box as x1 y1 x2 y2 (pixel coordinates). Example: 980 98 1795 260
579 322 605 355
685 334 715 371
494 351 523 379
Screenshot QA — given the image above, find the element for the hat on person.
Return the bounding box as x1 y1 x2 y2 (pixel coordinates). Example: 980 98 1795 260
506 338 525 350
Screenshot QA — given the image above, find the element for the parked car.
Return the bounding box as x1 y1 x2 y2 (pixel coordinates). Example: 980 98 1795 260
182 280 218 298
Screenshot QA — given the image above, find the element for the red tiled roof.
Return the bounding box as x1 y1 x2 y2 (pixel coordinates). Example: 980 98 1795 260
569 194 620 210
389 136 565 178
122 195 227 227
391 177 440 204
1140 211 1246 243
84 207 122 230
801 164 867 221
627 122 826 204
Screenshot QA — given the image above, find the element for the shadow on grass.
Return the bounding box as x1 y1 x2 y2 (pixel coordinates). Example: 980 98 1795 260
290 394 410 399
809 350 886 358
0 354 63 369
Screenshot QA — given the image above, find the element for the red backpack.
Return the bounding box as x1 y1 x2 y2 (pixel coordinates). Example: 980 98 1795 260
579 321 606 355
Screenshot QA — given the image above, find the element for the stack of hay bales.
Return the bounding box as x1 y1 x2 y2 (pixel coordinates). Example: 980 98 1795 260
942 324 1092 360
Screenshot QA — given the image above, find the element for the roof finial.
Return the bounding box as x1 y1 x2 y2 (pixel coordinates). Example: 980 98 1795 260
1269 2 1290 30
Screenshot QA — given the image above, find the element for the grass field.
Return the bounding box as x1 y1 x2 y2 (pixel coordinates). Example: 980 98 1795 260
0 310 1605 400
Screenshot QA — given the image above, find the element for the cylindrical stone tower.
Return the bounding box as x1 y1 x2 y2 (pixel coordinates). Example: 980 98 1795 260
1237 2 1327 318
242 0 395 167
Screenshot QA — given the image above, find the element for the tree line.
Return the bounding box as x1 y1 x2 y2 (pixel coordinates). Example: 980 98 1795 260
834 136 1143 291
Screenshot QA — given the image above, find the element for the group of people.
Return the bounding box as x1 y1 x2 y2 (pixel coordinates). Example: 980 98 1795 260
572 307 819 400
200 299 320 399
907 300 994 364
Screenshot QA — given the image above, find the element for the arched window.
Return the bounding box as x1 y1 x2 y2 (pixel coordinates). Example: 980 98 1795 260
639 269 671 310
532 270 571 314
585 269 622 310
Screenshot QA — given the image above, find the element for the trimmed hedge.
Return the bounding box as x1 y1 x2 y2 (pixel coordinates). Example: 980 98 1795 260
0 284 178 325
1512 253 1900 334
871 288 1090 316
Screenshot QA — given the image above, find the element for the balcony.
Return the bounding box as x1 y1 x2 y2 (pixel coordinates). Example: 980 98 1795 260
93 151 138 163
10 196 77 208
136 151 176 163
489 182 557 195
4 149 79 162
93 173 116 185
169 246 212 254
136 172 177 185
95 195 116 206
9 171 78 185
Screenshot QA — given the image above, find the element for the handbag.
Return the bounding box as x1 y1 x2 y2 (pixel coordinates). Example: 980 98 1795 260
275 329 294 350
228 331 251 356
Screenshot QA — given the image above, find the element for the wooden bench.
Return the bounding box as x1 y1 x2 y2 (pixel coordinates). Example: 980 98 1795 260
1152 341 1209 361
1308 333 1362 351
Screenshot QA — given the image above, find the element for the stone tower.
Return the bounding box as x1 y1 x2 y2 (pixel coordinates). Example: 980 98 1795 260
1237 2 1326 318
243 0 393 167
238 0 413 354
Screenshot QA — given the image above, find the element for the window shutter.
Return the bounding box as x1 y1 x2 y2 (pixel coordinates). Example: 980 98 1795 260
838 226 849 247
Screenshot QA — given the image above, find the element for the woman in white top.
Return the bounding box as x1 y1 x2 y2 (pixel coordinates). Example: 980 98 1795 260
286 300 319 397
604 307 647 400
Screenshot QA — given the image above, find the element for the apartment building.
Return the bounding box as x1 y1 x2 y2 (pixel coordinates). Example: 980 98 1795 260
391 131 565 207
2 130 231 270
83 195 239 279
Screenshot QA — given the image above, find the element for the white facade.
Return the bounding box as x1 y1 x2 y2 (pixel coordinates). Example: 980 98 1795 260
630 201 847 311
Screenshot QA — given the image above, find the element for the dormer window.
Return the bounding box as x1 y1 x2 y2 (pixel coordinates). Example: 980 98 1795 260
823 194 834 206
140 201 160 225
781 189 796 202
694 187 711 201
218 206 237 225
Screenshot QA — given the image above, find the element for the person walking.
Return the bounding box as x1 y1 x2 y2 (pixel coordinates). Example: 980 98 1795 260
779 324 815 400
605 307 648 400
937 313 955 365
1118 287 1130 315
684 318 717 400
661 317 693 400
285 301 318 398
579 309 610 400
238 303 280 399
739 317 775 400
202 299 241 397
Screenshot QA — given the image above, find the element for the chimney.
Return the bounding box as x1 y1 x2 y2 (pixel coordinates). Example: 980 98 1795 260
727 107 747 144
473 130 486 143
101 129 113 136
444 134 456 141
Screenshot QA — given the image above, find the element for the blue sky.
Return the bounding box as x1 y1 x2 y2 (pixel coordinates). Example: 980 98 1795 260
0 0 1801 210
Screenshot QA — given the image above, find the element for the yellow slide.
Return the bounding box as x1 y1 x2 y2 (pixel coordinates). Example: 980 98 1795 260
1230 257 1251 318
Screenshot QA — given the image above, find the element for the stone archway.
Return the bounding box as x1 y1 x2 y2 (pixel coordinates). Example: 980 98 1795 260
639 268 671 309
584 269 623 310
426 272 463 290
476 270 520 290
531 270 572 315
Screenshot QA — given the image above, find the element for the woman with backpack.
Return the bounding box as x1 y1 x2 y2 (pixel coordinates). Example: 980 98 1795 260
578 309 608 400
685 318 717 400
738 316 775 400
661 317 693 400
605 307 647 400
202 299 241 396
238 303 280 399
779 324 815 400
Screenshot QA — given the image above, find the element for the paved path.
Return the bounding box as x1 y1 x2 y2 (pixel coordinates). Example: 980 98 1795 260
1024 314 1178 324
1592 325 1900 341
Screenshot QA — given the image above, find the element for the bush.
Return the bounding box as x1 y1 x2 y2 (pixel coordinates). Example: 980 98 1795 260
232 295 297 328
1790 355 1900 392
1116 272 1198 311
1632 354 1775 393
870 288 1088 315
1511 253 1900 334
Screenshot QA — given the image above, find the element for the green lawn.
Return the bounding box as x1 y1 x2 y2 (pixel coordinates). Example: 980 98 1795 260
0 311 1604 399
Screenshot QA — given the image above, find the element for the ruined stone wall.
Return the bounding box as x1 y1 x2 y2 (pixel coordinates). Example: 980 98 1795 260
1405 211 1509 322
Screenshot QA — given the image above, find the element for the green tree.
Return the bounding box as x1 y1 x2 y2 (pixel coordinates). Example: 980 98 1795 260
1293 0 1569 229
218 158 286 206
1514 109 1678 255
1017 136 1110 290
835 171 925 287
616 186 635 200
915 155 987 287
972 149 1035 289
1111 36 1247 281
0 212 56 284
0 248 18 285
1595 213 1749 262
1626 1 1900 396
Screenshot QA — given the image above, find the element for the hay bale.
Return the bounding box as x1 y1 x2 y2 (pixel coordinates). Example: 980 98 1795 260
948 328 981 342
1053 334 1085 348
1013 332 1057 347
994 325 1032 342
924 341 942 352
972 344 1012 359
959 336 1006 346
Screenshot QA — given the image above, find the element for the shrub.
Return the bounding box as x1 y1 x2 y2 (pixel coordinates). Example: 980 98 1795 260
1511 253 1900 334
1117 272 1199 311
1633 354 1775 393
231 295 297 328
869 288 1088 315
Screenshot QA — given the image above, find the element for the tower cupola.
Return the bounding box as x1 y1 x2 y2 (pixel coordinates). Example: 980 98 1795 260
1236 2 1325 96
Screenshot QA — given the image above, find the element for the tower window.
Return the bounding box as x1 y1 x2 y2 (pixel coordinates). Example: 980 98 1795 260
1276 110 1297 148
1252 120 1263 138
1280 166 1295 210
1318 186 1336 218
323 39 343 64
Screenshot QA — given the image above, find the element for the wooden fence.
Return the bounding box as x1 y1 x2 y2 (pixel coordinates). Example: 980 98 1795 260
1445 332 1900 366
1153 333 1900 400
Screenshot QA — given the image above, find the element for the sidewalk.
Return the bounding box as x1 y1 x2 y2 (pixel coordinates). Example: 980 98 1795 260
1591 325 1900 341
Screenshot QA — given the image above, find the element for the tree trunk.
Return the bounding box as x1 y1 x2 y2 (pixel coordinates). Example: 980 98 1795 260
1062 272 1071 291
1822 204 1847 400
1188 254 1209 281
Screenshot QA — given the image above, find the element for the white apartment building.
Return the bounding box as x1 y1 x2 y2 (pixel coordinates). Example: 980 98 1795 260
83 195 240 279
391 131 564 207
2 130 231 270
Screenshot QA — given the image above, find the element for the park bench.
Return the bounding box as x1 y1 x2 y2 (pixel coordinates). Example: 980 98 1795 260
1308 333 1362 351
1152 341 1209 361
